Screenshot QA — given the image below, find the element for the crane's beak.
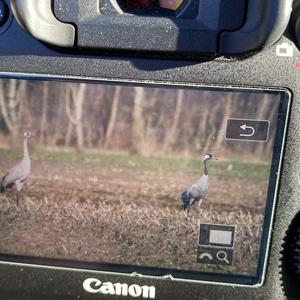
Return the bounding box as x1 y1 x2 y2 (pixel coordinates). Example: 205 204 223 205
213 156 218 160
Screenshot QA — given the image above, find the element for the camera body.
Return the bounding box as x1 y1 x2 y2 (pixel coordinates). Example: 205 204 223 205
0 0 299 299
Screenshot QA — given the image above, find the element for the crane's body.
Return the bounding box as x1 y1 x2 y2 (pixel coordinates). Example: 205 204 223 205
181 154 215 214
0 132 33 206
181 175 208 208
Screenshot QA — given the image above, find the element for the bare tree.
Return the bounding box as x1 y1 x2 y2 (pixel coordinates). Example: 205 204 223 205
196 103 208 138
0 79 27 145
0 79 277 158
201 103 220 153
162 89 183 154
51 84 67 145
131 87 145 154
65 83 86 150
39 81 49 144
214 94 233 149
104 86 122 148
144 89 158 139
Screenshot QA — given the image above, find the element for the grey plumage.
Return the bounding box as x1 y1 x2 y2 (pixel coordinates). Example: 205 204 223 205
181 154 215 212
0 132 33 206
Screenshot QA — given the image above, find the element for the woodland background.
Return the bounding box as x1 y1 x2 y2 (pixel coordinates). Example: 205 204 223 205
0 79 279 158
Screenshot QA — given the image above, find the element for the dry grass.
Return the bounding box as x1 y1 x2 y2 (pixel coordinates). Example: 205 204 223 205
0 157 266 276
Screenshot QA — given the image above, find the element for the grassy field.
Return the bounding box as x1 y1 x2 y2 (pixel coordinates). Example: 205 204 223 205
0 147 270 180
0 148 268 276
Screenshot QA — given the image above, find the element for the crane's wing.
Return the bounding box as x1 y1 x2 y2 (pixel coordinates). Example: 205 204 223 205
187 183 207 199
2 162 28 187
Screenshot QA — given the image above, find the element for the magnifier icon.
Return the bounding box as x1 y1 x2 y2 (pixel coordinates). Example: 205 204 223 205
216 251 230 264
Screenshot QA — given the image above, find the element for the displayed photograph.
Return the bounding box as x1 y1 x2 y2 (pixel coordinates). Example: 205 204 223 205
0 79 287 278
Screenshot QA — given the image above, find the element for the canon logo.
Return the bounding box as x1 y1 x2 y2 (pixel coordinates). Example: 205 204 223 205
83 278 156 299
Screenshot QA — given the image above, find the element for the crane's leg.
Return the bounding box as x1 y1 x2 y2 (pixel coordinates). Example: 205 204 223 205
16 191 19 207
185 198 195 220
15 180 22 207
196 199 203 214
186 206 190 220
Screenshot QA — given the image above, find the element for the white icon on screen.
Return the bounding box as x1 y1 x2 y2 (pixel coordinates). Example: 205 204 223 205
225 118 269 142
199 252 213 260
276 43 294 57
239 124 255 137
216 251 230 264
198 224 235 265
209 229 233 246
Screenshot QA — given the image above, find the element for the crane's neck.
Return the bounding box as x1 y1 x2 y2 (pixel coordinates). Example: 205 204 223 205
203 159 208 176
23 137 29 159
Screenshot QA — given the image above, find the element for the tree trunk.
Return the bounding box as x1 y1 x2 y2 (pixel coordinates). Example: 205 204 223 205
162 89 183 154
7 80 18 146
144 89 158 147
0 79 26 146
40 81 49 144
104 86 121 148
65 121 74 146
214 96 232 149
64 85 74 146
0 80 13 132
131 87 145 154
202 103 220 153
52 85 65 145
74 83 85 150
64 83 86 150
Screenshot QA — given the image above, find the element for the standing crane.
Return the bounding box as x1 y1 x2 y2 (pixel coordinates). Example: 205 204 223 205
0 132 34 206
181 154 216 216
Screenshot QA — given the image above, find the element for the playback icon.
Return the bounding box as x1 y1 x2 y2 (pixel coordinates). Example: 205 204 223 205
197 224 236 266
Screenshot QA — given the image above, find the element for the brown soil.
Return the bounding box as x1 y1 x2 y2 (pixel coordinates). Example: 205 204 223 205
0 159 266 276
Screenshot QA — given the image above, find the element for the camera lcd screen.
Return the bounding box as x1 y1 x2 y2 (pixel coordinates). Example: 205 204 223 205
0 79 290 285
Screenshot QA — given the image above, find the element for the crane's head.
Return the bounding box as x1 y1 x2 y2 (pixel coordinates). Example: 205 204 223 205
203 153 217 161
24 131 34 139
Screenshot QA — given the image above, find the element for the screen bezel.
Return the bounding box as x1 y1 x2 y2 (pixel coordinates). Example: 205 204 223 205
0 76 291 286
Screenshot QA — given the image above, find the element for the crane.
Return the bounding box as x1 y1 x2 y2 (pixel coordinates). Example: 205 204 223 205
0 132 34 206
181 154 216 216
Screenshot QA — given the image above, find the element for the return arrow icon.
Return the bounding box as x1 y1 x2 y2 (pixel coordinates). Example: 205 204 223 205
239 124 255 137
225 119 270 142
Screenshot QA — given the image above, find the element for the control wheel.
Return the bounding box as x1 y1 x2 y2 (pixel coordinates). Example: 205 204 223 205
281 211 300 300
290 0 300 49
